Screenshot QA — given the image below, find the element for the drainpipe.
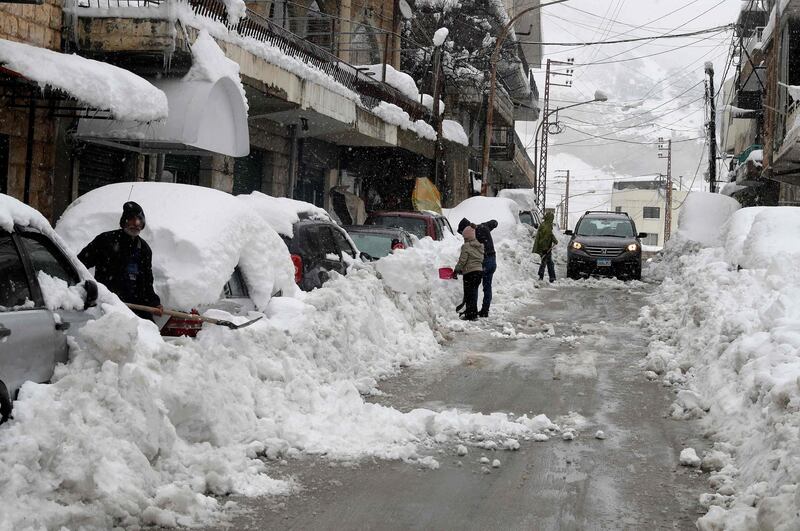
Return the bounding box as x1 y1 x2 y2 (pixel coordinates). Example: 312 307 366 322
287 124 298 198
23 99 35 204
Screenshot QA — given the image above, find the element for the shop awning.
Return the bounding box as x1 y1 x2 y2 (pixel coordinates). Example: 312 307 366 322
0 38 168 121
75 76 250 157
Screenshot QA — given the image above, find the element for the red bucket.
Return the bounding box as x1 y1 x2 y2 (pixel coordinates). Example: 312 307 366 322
438 267 454 280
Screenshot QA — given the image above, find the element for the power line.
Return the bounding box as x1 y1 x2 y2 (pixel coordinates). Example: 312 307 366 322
519 24 733 46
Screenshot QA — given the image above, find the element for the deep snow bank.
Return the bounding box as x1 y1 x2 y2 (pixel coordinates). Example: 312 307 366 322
2 197 564 529
641 199 800 530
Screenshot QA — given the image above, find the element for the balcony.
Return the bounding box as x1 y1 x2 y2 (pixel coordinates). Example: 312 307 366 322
67 0 428 121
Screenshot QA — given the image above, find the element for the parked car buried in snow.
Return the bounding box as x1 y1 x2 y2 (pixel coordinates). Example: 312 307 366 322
237 193 363 291
0 194 98 422
344 225 414 260
365 210 454 241
56 183 298 338
565 211 647 280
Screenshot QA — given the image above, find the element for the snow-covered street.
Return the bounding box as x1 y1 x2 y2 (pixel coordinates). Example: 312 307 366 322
196 281 707 530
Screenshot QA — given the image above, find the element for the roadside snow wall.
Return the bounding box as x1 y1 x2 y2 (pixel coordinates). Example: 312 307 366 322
2 194 562 529
640 202 800 530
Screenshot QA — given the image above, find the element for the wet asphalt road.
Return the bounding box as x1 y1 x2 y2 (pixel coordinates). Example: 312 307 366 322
204 282 706 530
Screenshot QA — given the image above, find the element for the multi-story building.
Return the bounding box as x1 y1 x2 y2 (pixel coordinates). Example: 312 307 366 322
3 0 487 223
720 0 800 206
610 180 688 249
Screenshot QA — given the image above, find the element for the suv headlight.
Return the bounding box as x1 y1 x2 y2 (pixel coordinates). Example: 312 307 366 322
627 243 638 252
572 242 583 250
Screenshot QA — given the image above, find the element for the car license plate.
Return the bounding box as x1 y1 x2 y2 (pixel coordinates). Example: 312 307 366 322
597 258 612 267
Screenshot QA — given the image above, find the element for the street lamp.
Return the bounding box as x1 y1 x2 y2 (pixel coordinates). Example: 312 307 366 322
533 90 608 210
479 0 568 189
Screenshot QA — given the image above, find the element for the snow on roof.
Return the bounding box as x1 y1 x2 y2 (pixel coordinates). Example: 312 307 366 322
237 191 330 238
0 38 168 122
372 101 436 141
676 192 741 247
55 183 297 310
185 30 248 110
0 193 51 234
442 119 468 146
445 196 521 241
357 64 420 101
497 188 537 211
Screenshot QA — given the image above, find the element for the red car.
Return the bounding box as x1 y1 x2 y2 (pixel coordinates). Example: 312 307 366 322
365 211 454 241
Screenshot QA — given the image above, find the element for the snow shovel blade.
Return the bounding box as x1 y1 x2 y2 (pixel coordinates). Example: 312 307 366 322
216 315 263 330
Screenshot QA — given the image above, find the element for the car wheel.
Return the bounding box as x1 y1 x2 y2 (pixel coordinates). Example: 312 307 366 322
631 265 642 281
0 380 11 424
567 262 580 280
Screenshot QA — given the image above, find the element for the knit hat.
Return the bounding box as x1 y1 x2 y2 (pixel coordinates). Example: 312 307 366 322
457 218 471 234
119 201 146 229
462 225 476 241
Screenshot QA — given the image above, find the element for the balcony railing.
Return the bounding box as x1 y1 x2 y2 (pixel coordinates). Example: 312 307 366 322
73 0 429 121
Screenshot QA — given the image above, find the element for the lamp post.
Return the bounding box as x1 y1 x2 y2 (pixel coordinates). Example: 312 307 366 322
532 90 607 211
480 0 568 190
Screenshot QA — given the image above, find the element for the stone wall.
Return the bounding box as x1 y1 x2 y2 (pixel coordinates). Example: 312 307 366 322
0 0 63 220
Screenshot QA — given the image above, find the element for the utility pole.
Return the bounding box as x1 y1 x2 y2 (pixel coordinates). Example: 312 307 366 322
480 0 568 195
536 58 574 212
555 169 570 228
705 62 717 193
431 44 445 201
658 138 673 243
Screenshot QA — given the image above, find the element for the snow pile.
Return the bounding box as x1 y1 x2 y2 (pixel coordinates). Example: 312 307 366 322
371 101 437 141
445 196 521 240
0 38 167 122
2 189 566 529
675 192 740 247
220 0 245 25
237 191 330 237
442 119 468 146
497 188 537 212
184 30 248 110
641 204 800 529
56 183 297 310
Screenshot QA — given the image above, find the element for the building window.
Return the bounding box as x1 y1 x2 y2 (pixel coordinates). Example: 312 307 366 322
643 206 660 219
614 206 622 213
234 149 265 195
642 233 659 246
0 134 7 195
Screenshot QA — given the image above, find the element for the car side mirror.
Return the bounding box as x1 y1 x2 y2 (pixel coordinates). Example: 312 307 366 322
564 230 573 236
83 280 98 310
638 232 648 238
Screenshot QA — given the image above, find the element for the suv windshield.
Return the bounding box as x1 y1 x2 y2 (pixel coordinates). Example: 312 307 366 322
370 216 427 239
576 218 635 238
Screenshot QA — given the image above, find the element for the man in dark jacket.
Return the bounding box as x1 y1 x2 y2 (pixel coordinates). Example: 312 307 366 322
78 201 162 319
458 217 498 318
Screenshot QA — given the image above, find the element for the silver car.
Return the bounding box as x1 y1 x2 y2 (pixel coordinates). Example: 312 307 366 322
0 226 97 423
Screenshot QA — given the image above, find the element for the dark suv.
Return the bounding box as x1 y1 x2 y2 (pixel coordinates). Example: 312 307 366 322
365 211 454 240
565 211 647 280
283 219 360 291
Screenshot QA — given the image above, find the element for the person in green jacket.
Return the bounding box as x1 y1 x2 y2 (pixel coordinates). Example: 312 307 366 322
533 212 558 282
453 225 484 320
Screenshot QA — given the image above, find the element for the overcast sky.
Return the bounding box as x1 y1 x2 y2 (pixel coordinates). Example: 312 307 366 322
516 0 743 226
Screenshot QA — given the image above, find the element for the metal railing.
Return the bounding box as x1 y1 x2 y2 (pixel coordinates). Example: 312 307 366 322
74 0 429 120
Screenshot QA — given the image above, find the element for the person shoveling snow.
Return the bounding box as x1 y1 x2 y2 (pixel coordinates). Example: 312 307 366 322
452 225 484 321
77 201 164 320
533 212 558 283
